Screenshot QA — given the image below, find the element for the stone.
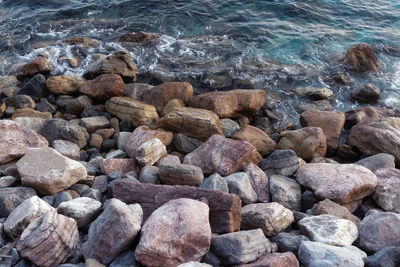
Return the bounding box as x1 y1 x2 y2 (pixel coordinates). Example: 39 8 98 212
52 140 80 160
16 211 79 267
11 108 52 120
173 133 203 154
310 199 361 227
57 197 102 228
221 118 241 137
89 134 103 150
184 135 262 176
333 74 353 85
189 89 266 118
84 50 139 83
105 149 126 159
93 128 115 140
124 82 153 100
178 262 212 267
117 131 131 151
296 163 378 204
113 181 241 233
225 172 257 204
298 214 358 246
355 153 395 172
245 163 270 203
159 163 204 186
17 55 51 79
18 74 47 101
232 125 276 157
53 190 79 208
347 117 400 165
80 116 109 133
139 165 159 184
0 76 19 97
157 154 181 166
373 168 400 212
119 31 159 43
79 74 124 100
359 212 400 253
269 175 301 211
351 83 381 103
17 147 87 195
211 229 271 265
157 107 223 141
297 100 333 113
0 175 17 187
364 247 400 267
14 117 46 132
0 187 37 218
232 252 300 267
63 36 100 47
241 202 294 236
57 95 93 116
36 99 56 114
346 43 381 72
83 199 142 264
277 127 327 160
199 173 229 193
162 98 185 116
275 232 310 256
46 76 84 95
300 110 345 154
135 138 167 165
109 250 138 267
105 97 159 127
294 86 334 100
0 120 48 164
135 198 211 267
345 106 395 127
259 149 299 177
298 241 367 267
101 158 138 175
4 94 36 109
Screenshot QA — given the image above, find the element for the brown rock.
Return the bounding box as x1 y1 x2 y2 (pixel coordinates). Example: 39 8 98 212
93 128 114 139
0 100 5 118
90 134 103 150
350 83 381 103
16 211 79 267
162 98 185 116
232 125 276 157
345 106 395 127
245 163 270 203
113 180 241 233
124 83 153 100
189 89 266 118
17 55 51 79
233 252 299 267
183 135 262 176
46 76 84 95
80 116 110 133
346 43 381 72
277 127 327 160
11 108 52 120
300 110 345 154
159 163 204 186
135 138 167 165
101 158 139 175
157 107 223 141
310 199 361 227
119 31 159 43
79 73 124 100
63 36 100 47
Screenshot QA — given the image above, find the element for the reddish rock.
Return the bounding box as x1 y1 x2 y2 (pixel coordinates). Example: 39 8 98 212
46 75 84 95
244 163 270 203
189 89 266 118
373 168 400 213
0 120 48 164
232 125 276 157
93 128 115 139
233 252 299 267
310 199 361 227
300 110 345 154
157 154 181 166
346 43 381 72
101 158 138 174
183 135 262 176
79 73 124 100
345 107 395 127
113 180 241 233
17 55 51 79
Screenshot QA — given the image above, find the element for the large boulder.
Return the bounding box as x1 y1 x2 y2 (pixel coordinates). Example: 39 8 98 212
373 168 400 212
52 139 81 160
135 198 211 267
17 55 51 79
46 75 84 95
364 247 400 267
345 43 381 72
79 73 124 100
231 125 276 157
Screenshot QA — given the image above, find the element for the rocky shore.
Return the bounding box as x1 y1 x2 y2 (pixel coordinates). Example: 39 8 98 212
0 35 399 267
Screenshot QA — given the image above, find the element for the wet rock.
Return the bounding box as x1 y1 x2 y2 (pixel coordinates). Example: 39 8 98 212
0 187 36 218
355 153 395 172
83 199 142 264
0 76 19 97
233 252 299 267
18 74 47 101
17 147 87 195
351 83 381 103
297 100 333 113
139 165 159 184
364 246 400 267
159 163 204 186
346 43 381 72
63 36 100 47
119 31 159 43
294 86 334 100
80 116 109 133
79 74 124 100
310 199 361 227
101 158 138 175
221 118 241 137
275 232 310 256
259 149 299 177
46 76 84 95
296 163 378 204
57 197 102 228
269 175 301 211
57 95 93 116
173 133 203 154
373 168 400 212
225 172 257 204
135 138 167 165
17 55 51 79
199 173 229 193
135 198 211 267
52 139 80 160
345 106 395 127
232 125 276 157
332 74 353 85
184 135 262 176
241 202 294 236
244 163 269 203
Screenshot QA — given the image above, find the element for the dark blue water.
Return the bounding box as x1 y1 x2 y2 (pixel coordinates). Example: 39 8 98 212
1 0 400 119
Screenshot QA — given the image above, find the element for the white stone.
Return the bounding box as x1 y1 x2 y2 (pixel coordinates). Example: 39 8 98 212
135 138 167 165
52 139 81 160
57 197 102 228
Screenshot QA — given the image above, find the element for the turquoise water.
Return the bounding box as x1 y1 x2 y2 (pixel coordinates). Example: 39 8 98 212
1 0 400 118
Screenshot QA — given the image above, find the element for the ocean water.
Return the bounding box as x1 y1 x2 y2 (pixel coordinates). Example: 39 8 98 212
1 0 399 120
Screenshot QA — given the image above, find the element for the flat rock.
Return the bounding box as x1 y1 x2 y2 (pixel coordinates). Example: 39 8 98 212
17 55 51 79
225 172 257 204
373 168 400 212
245 163 269 203
310 199 361 227
269 175 301 211
294 86 334 100
232 125 276 157
135 138 167 165
52 140 80 160
57 197 102 228
11 108 52 120
199 173 229 193
80 116 109 133
46 75 84 95
159 163 204 186
101 158 138 175
355 153 396 172
63 36 100 47
259 149 299 177
79 73 124 100
0 187 36 218
346 43 381 72
232 252 299 267
119 31 159 43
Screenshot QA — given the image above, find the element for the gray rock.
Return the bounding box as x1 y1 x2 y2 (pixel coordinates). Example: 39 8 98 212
221 118 241 137
18 74 46 101
109 250 138 267
105 149 126 159
199 173 229 193
0 187 36 218
269 175 301 211
178 262 212 267
372 168 400 213
173 133 203 154
275 232 310 256
117 132 132 151
92 175 108 193
225 172 257 204
56 95 93 116
52 140 81 160
245 163 270 203
139 166 159 184
364 246 400 267
54 191 77 208
259 150 299 177
80 116 109 133
202 251 220 267
57 197 102 228
82 188 103 202
0 175 17 188
14 117 46 132
302 190 319 211
159 163 204 186
355 153 395 172
69 184 90 196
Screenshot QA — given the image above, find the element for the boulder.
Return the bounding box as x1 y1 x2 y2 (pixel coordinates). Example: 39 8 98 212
373 168 400 212
123 82 153 100
139 165 159 184
135 138 167 165
350 83 381 103
310 199 361 227
162 98 185 116
17 55 51 79
297 100 333 113
46 76 84 95
232 125 276 157
117 131 132 151
135 198 211 267
355 153 395 172
80 116 109 133
17 147 87 195
221 118 241 137
56 95 93 116
244 163 269 203
275 232 310 257
159 163 204 186
4 94 36 109
184 135 262 176
39 119 89 148
269 175 301 211
0 187 36 218
259 150 299 177
63 36 100 47
52 139 80 160
199 173 229 193
225 172 257 204
79 74 124 100
346 43 381 72
345 106 395 127
57 197 102 228
232 252 299 267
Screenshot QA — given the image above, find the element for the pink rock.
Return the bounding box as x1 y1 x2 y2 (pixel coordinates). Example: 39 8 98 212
245 163 270 203
101 158 138 174
233 252 299 267
157 154 181 167
79 73 124 100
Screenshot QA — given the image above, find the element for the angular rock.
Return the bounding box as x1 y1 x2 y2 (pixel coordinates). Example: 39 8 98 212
52 140 80 160
135 138 167 165
355 153 395 172
221 118 241 137
135 198 211 267
17 55 51 79
79 74 124 100
364 247 400 267
373 168 400 212
346 43 381 72
46 76 84 95
159 163 204 186
245 163 269 203
109 250 138 267
40 119 89 149
345 106 395 127
199 173 229 193
310 199 361 227
14 117 46 132
17 147 87 195
80 116 109 133
113 181 241 233
296 163 378 204
225 172 257 204
259 149 299 177
56 95 93 116
232 125 276 157
0 175 17 188
57 197 102 228
0 187 37 218
173 133 203 154
232 252 299 267
269 175 301 211
275 232 310 256
117 131 132 151
0 76 19 97
18 74 47 101
124 82 153 100
158 154 181 166
351 83 381 103
101 158 138 175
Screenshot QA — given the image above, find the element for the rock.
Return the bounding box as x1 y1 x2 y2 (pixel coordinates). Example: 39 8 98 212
346 43 381 72
105 149 126 159
14 117 46 132
173 133 203 154
84 50 139 83
37 98 56 114
157 154 181 166
298 214 358 246
79 74 124 100
162 98 185 116
0 76 19 97
211 229 271 265
52 140 80 160
117 131 131 151
80 116 109 133
298 241 367 267
364 247 400 267
232 125 276 157
332 74 353 85
199 173 229 193
57 95 93 116
225 172 257 204
135 198 211 267
351 83 381 103
359 212 400 253
89 134 103 150
17 147 87 195
4 94 36 109
269 175 301 211
139 165 159 184
113 181 241 233
373 168 400 212
105 97 159 127
11 108 52 120
141 82 193 113
259 150 299 177
297 100 333 113
294 86 334 100
241 202 294 236
189 89 266 118
345 106 395 127
184 135 262 176
277 127 327 160
355 153 395 172
310 199 361 227
57 197 102 228
101 158 138 175
221 118 241 137
244 163 269 203
63 36 100 47
17 55 51 79
0 100 5 118
232 252 300 267
0 120 48 164
46 76 84 95
135 138 167 165
157 107 223 141
275 232 310 256
109 250 138 267
4 196 54 239
0 175 17 187
159 163 204 186
18 74 47 101
83 199 142 264
296 163 378 204
124 82 153 100
94 128 115 140
347 117 400 165
0 187 36 218
300 110 345 154
177 262 212 267
16 211 79 267
119 31 159 43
